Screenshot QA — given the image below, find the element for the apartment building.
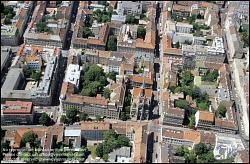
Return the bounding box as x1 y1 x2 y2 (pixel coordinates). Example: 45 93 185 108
71 2 109 50
31 48 61 106
131 75 153 89
64 64 82 90
195 111 215 130
130 87 153 121
25 54 42 71
81 121 111 141
1 25 20 46
1 101 34 125
176 22 193 33
172 4 191 18
161 127 200 149
116 1 142 16
81 49 134 74
182 37 225 69
163 108 185 127
24 1 72 48
117 19 156 65
60 77 126 119
162 35 183 64
225 23 244 59
1 2 34 46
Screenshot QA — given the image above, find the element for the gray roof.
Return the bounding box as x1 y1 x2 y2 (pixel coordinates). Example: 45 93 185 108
1 68 24 91
109 146 131 161
1 90 31 100
111 15 126 23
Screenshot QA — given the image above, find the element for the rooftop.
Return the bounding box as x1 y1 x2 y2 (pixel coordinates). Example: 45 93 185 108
2 101 32 114
64 64 82 88
198 111 214 122
132 75 153 85
80 121 110 131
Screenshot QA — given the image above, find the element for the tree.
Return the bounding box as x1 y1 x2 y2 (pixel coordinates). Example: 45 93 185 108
103 88 111 99
202 70 219 82
181 70 193 86
188 114 195 129
184 150 197 163
117 135 130 147
60 115 67 124
104 129 117 140
194 143 209 156
198 102 209 110
79 112 88 121
103 153 109 162
96 115 102 121
96 143 103 157
81 88 92 96
4 17 11 24
168 86 176 93
20 131 37 148
197 13 203 19
107 71 118 81
191 86 201 99
39 113 51 126
102 15 110 23
175 41 180 48
216 103 227 118
107 36 117 51
66 108 77 124
175 145 189 156
125 14 137 24
31 71 41 81
82 27 94 38
198 150 215 163
87 81 102 96
36 21 50 33
137 25 146 39
175 99 188 109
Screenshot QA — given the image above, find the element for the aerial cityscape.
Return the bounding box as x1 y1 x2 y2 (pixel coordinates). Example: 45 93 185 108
1 1 249 163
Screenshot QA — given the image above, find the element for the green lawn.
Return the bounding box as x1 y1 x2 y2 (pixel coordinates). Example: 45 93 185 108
87 145 97 159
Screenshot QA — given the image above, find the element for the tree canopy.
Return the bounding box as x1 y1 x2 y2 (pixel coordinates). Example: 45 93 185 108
20 131 37 148
175 145 189 156
107 36 117 51
31 70 41 81
202 70 219 82
103 88 111 99
60 115 67 124
96 130 130 161
39 113 51 126
137 25 146 40
216 103 227 118
175 99 188 109
106 71 118 81
93 9 112 23
79 112 88 121
80 64 108 97
36 21 50 33
82 27 94 38
180 70 194 86
66 108 78 124
125 14 138 24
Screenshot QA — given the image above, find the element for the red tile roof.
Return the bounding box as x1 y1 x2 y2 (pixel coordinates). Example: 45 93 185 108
2 101 32 114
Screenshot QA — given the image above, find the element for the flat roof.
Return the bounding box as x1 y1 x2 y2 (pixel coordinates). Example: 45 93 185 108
64 129 81 137
1 68 23 91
